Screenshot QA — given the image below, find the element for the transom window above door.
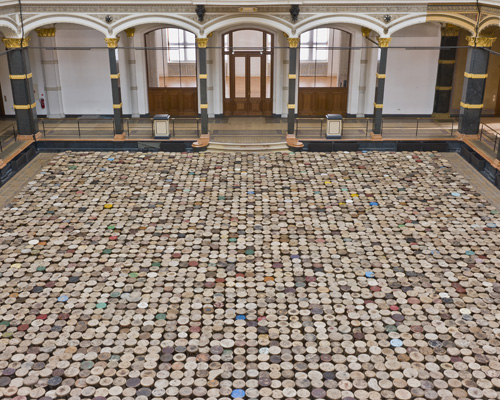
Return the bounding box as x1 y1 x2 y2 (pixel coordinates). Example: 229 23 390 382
223 30 273 52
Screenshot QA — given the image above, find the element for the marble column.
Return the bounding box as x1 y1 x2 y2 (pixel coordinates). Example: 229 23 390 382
105 37 124 137
197 37 209 135
433 24 460 116
2 37 39 138
372 37 391 136
458 35 496 135
287 37 299 136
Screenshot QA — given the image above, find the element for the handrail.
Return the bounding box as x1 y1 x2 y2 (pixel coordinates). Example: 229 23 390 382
39 117 114 137
170 117 201 138
294 116 457 138
479 122 500 152
0 123 17 153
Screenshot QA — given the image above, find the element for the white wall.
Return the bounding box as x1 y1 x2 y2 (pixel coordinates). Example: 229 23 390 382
31 35 47 116
0 42 14 115
57 25 113 115
384 23 440 115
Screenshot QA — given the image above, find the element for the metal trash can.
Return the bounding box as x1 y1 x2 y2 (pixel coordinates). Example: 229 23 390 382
326 114 342 139
153 114 170 139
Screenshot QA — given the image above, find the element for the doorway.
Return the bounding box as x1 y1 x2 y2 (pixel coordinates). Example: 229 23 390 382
222 29 273 116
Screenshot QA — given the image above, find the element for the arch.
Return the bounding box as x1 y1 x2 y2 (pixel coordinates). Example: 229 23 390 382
204 14 292 38
295 15 384 37
425 14 476 34
386 14 429 36
479 17 500 35
22 14 109 37
0 17 18 38
386 13 476 36
112 15 201 38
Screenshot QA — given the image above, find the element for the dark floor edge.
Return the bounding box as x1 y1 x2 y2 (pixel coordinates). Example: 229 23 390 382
2 140 499 189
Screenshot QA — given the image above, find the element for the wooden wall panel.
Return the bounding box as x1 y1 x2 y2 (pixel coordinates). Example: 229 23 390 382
298 87 348 117
148 88 198 116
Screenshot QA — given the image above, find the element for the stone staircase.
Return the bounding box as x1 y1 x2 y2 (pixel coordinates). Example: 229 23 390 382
206 141 289 153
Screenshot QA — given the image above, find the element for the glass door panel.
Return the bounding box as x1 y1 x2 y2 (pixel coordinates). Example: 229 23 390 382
224 55 230 99
250 56 261 98
234 56 246 98
266 54 271 98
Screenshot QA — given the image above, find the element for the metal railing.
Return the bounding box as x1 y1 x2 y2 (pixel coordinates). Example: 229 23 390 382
0 123 17 153
479 123 500 153
171 117 201 138
343 118 371 138
294 116 457 139
40 117 201 140
295 118 325 138
381 117 455 138
125 118 153 138
41 118 115 139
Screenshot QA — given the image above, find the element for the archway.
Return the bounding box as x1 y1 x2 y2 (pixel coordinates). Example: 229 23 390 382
221 28 274 116
144 27 198 116
298 27 351 117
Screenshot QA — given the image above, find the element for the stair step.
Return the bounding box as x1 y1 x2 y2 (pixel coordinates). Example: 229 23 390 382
207 141 289 153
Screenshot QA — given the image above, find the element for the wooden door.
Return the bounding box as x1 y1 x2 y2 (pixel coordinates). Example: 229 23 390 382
224 53 272 116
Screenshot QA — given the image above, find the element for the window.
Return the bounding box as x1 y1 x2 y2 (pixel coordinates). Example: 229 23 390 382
145 28 197 88
299 28 351 88
300 28 329 61
166 29 196 62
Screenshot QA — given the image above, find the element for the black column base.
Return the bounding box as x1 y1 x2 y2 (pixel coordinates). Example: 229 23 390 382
373 108 383 135
458 108 482 135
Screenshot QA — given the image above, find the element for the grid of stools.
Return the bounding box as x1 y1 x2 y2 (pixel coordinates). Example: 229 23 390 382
0 151 500 400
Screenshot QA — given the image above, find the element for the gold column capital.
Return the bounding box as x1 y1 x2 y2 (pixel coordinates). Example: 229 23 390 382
288 38 300 48
466 35 496 47
2 37 30 49
105 37 120 48
35 28 56 37
196 38 209 48
441 24 460 37
377 37 392 47
361 27 372 38
125 28 135 38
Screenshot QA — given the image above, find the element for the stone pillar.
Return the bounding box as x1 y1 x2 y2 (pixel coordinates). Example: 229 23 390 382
105 37 124 137
287 37 299 136
458 35 496 135
35 27 65 119
2 37 39 139
433 24 460 116
196 37 209 135
373 37 391 136
125 28 140 118
357 28 371 117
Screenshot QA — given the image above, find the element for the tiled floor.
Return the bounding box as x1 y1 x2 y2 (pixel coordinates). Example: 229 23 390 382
0 152 57 208
441 153 500 210
0 151 499 400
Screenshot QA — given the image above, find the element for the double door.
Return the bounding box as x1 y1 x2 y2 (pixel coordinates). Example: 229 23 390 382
224 52 272 116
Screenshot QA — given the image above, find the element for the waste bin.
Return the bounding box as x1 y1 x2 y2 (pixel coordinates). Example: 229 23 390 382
153 114 170 138
326 114 342 139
